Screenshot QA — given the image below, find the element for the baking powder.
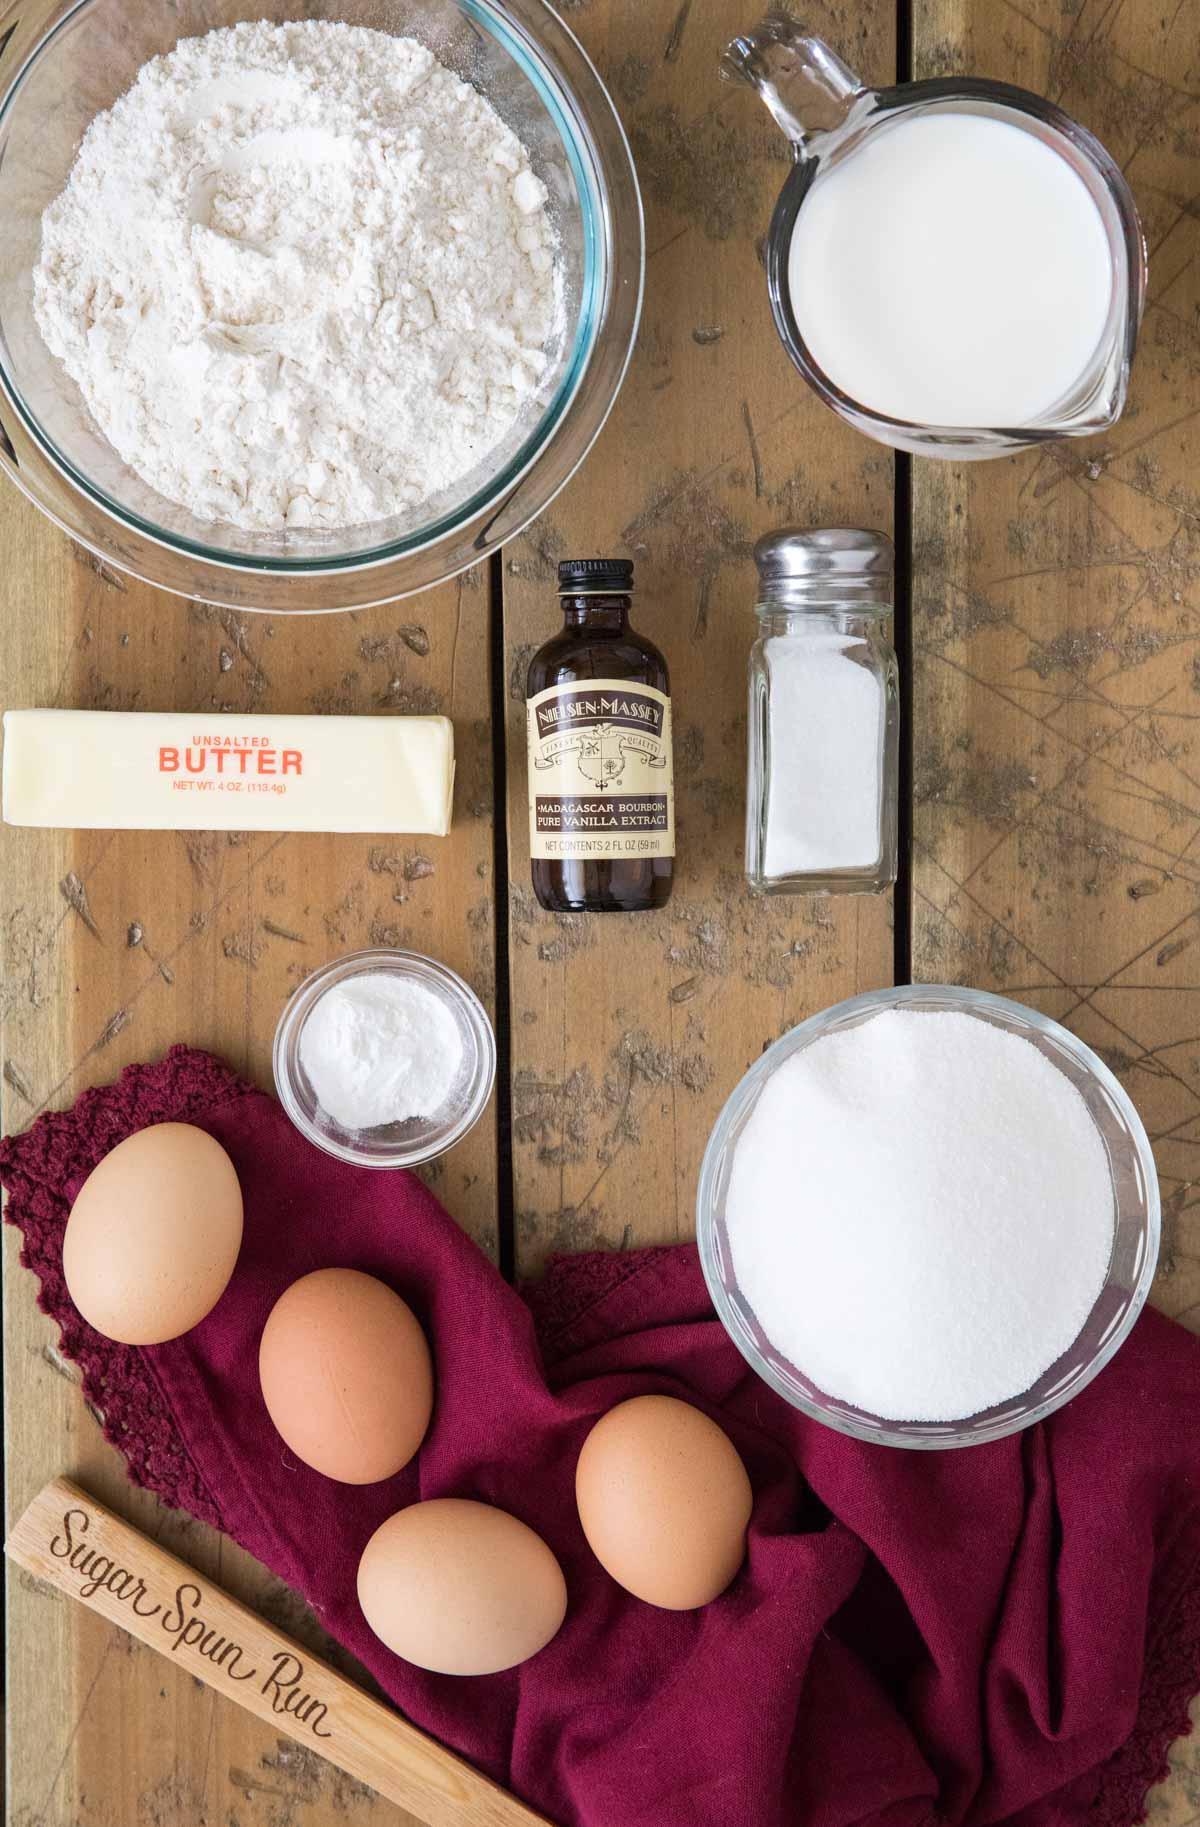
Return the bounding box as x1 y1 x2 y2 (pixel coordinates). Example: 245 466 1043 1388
300 973 465 1131
34 21 560 531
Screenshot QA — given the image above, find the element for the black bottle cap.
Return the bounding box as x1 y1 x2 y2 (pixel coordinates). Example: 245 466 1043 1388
558 558 634 593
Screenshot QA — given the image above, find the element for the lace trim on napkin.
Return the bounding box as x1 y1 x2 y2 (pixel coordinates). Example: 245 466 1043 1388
3 1044 1199 1827
1089 1540 1200 1824
0 1045 256 1531
523 1246 679 1362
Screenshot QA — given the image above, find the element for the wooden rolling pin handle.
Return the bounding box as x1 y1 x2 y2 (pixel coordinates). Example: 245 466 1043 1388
6 1478 556 1827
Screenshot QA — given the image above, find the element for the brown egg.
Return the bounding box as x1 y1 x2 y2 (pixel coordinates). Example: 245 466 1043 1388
357 1499 566 1675
575 1394 753 1610
63 1123 243 1346
259 1268 433 1484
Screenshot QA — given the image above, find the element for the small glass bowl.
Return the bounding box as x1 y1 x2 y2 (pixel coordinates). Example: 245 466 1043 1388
273 949 496 1170
697 984 1160 1450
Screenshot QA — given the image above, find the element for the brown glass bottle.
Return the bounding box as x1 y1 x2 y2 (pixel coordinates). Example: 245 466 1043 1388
526 559 675 913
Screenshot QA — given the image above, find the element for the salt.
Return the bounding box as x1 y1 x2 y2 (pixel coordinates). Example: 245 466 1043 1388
763 634 882 874
744 527 898 895
725 1009 1115 1421
300 972 464 1132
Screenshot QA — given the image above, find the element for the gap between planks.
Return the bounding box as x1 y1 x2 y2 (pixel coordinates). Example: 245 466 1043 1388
489 549 517 1284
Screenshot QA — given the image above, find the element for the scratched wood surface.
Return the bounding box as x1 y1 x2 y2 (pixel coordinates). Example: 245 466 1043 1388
909 0 1200 1817
0 0 893 1820
5 0 1199 1820
0 491 496 1821
502 0 895 1277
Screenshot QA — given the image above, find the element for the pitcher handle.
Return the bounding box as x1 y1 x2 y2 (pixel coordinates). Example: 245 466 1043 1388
721 13 865 149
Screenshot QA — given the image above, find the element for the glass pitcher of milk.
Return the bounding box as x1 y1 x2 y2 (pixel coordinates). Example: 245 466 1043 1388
723 15 1146 459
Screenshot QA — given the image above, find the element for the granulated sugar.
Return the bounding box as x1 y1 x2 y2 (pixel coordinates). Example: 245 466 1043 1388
725 1008 1115 1420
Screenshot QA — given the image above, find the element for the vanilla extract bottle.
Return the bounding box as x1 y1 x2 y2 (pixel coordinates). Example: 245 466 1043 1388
526 560 675 913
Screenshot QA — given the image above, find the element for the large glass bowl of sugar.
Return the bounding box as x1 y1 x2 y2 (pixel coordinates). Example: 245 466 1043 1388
0 0 641 611
697 985 1159 1449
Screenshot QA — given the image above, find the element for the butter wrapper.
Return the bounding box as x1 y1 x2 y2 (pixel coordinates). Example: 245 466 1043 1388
2 710 455 835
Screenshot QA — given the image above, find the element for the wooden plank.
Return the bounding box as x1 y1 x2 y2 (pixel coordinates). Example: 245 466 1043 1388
503 0 897 1278
8 1478 554 1827
910 0 1200 1814
0 473 497 1824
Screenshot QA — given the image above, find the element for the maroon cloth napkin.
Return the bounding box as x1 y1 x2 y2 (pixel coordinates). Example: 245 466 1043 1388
3 1045 1200 1827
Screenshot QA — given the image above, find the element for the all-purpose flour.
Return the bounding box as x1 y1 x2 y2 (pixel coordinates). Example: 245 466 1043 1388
34 21 560 531
726 1009 1115 1421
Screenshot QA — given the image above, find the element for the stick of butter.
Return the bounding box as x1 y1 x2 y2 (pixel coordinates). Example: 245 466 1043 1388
2 710 455 835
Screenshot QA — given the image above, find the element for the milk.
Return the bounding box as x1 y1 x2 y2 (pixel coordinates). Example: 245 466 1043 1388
787 111 1114 429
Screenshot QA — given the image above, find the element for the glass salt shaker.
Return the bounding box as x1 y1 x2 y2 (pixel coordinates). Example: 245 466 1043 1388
746 528 898 896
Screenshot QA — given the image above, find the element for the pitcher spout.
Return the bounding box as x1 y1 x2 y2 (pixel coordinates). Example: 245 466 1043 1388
721 14 865 148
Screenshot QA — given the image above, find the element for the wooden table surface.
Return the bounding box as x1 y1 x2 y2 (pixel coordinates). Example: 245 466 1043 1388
3 0 1199 1821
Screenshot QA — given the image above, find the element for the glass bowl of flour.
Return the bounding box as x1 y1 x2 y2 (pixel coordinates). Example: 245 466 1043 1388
0 0 642 611
698 984 1160 1449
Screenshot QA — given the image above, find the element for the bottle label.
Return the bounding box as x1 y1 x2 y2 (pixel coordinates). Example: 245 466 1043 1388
526 679 675 862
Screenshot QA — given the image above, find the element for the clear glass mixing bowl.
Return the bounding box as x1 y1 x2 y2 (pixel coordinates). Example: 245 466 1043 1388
0 0 643 611
697 984 1160 1450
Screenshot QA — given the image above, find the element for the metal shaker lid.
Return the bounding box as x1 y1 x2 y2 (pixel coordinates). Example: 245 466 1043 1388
753 527 894 583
